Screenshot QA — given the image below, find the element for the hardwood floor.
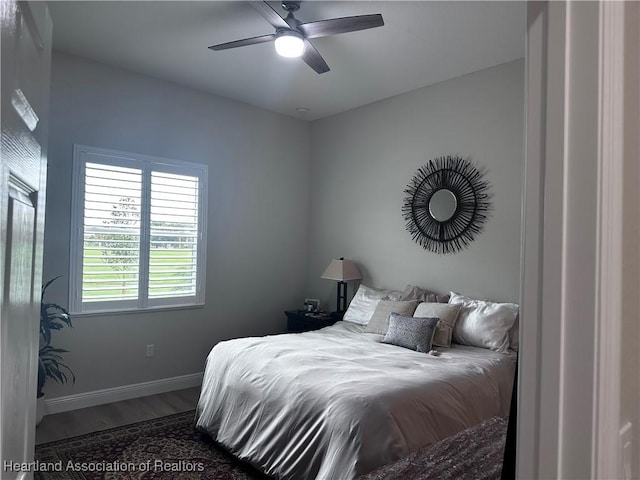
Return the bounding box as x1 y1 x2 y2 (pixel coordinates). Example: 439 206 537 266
35 387 201 445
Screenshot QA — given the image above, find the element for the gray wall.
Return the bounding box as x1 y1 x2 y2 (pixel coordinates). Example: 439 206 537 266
43 54 524 400
306 60 524 308
43 52 310 398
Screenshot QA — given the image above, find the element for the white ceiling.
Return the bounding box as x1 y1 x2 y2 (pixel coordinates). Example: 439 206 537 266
48 1 525 121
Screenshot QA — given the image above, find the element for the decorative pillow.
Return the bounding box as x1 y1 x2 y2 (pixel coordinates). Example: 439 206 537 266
413 302 461 347
364 300 420 335
449 292 519 353
399 284 450 303
383 313 440 353
384 289 404 302
343 285 397 325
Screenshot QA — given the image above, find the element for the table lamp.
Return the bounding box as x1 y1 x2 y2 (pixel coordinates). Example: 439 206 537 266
321 257 362 312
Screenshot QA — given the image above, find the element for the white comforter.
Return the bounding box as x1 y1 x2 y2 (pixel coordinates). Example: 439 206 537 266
195 321 515 480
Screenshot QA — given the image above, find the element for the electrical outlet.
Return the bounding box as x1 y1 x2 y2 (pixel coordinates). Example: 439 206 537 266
620 421 633 480
146 344 154 358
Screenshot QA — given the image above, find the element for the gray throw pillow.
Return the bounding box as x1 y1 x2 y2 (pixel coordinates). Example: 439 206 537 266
383 313 439 353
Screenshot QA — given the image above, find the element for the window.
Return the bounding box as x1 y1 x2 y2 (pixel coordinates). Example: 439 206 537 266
70 145 207 313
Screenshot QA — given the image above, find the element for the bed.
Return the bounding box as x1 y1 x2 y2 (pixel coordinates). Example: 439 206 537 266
195 320 516 480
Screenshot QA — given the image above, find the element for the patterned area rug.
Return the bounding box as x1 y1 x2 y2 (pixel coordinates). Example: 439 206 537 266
359 416 508 480
35 411 507 480
34 411 270 480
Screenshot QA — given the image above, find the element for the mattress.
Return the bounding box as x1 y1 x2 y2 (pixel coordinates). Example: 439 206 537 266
195 321 515 480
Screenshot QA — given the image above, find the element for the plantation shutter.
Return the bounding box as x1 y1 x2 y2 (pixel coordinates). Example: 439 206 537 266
149 171 199 299
71 145 207 314
82 162 142 303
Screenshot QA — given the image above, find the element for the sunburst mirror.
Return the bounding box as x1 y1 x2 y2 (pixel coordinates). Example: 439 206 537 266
402 155 492 254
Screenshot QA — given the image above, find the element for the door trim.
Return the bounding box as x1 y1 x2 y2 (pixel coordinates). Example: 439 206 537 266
593 1 624 477
521 1 628 477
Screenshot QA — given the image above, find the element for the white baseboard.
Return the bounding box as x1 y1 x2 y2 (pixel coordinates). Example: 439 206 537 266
44 372 203 415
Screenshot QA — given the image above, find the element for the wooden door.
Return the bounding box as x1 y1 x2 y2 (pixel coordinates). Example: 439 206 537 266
1 1 52 478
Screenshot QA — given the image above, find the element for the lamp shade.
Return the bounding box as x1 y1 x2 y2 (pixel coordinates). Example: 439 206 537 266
321 258 362 282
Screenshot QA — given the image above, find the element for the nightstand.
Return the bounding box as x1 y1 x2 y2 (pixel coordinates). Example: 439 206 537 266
285 310 341 333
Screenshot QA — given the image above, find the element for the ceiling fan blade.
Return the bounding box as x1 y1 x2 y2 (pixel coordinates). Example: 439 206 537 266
300 14 384 39
209 34 276 51
302 40 329 74
250 1 290 29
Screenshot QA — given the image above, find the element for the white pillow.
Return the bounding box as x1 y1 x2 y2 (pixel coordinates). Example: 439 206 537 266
449 292 519 353
343 285 394 325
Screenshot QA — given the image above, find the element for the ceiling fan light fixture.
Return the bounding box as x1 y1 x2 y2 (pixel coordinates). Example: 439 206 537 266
274 30 305 58
208 1 384 74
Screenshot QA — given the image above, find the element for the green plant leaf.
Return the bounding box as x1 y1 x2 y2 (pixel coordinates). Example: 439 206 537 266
44 302 70 315
45 308 70 318
41 328 52 346
48 347 70 353
39 275 76 393
50 369 65 384
43 358 61 369
41 275 63 300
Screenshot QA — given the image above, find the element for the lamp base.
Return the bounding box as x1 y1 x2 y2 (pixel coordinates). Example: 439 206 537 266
336 281 348 313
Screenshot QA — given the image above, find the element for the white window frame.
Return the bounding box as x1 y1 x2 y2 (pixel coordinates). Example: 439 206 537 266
69 144 208 314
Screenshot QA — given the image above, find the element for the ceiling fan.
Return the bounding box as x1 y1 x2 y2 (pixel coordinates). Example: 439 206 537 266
208 1 384 74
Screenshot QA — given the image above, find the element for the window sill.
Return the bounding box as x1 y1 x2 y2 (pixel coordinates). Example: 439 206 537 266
70 303 205 318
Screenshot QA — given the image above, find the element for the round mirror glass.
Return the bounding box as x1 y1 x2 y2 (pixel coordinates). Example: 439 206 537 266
429 189 457 222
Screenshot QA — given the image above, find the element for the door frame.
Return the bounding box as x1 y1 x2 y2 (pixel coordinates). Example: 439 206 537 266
0 2 51 478
519 1 628 478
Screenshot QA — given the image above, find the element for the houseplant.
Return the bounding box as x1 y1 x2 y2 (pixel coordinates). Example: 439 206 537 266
37 275 75 424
